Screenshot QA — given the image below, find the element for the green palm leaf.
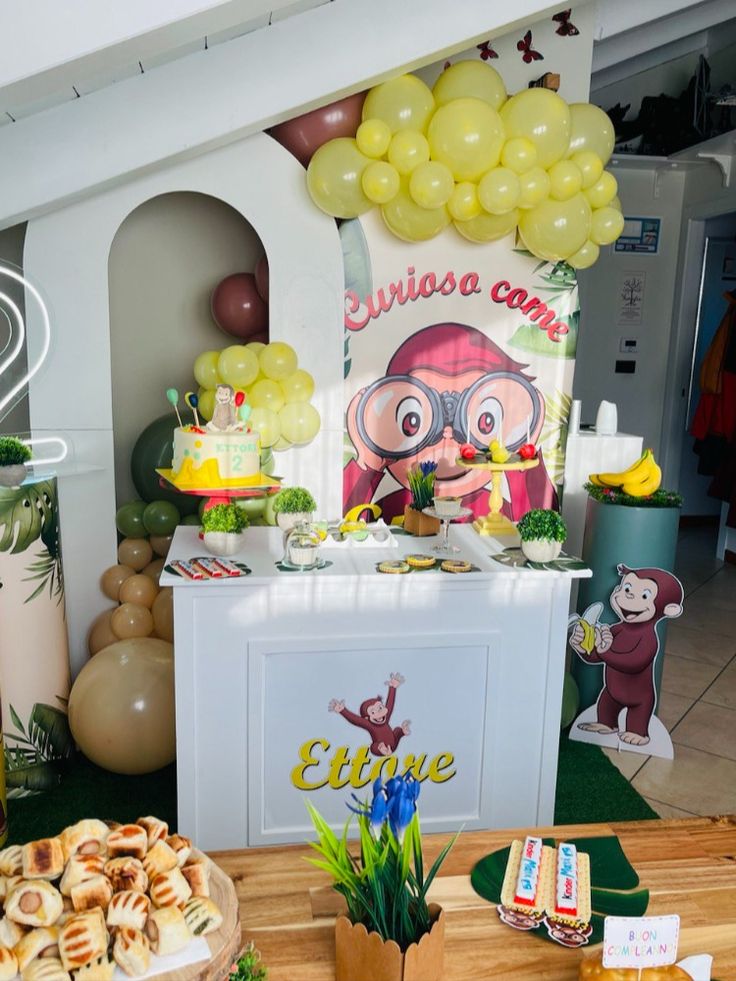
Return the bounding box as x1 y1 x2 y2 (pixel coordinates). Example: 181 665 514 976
27 703 75 760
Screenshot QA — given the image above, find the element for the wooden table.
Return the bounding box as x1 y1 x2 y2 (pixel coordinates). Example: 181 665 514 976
212 816 736 980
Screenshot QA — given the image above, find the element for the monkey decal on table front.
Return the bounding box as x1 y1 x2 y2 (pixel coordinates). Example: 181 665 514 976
329 672 411 757
570 564 684 747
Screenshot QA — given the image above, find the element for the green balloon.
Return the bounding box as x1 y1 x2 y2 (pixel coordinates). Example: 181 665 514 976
181 514 201 526
116 501 147 538
198 498 207 520
560 672 580 729
143 500 181 536
263 494 278 526
235 496 267 521
130 413 199 516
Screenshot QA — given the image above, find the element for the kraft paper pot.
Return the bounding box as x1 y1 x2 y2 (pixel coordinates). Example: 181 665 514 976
335 904 445 981
403 505 440 537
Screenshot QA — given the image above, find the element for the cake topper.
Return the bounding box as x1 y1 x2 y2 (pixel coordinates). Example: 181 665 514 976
207 383 239 432
166 388 183 427
185 391 201 427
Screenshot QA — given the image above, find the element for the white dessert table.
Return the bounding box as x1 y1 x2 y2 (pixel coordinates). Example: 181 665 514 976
162 526 590 851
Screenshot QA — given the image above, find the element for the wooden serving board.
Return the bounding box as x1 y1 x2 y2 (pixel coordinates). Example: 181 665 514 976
151 851 241 981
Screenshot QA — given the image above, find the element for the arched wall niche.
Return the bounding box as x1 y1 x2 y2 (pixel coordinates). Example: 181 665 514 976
23 133 344 675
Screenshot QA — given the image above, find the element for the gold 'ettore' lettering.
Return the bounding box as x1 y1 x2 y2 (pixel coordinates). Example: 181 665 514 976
290 740 457 790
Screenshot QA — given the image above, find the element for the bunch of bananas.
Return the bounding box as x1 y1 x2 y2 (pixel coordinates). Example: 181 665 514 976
589 448 662 497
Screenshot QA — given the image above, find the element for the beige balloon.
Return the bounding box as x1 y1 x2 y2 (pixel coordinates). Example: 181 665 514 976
111 602 154 639
68 638 175 774
100 564 136 602
87 608 119 656
117 538 153 572
119 573 159 609
149 534 174 558
152 587 174 643
142 558 166 582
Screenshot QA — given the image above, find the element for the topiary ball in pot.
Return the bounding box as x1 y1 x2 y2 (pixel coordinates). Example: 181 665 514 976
201 502 249 556
0 436 31 488
272 486 317 533
517 508 567 563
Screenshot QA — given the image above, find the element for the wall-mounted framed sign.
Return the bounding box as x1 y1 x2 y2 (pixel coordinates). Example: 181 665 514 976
614 217 661 255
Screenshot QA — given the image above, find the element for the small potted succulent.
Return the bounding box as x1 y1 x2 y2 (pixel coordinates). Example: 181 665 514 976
201 502 248 556
517 508 567 562
228 942 267 981
404 461 440 536
0 436 31 488
272 486 317 533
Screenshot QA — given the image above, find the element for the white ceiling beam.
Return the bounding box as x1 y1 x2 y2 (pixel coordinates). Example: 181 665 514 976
594 0 712 41
591 31 707 94
0 0 579 231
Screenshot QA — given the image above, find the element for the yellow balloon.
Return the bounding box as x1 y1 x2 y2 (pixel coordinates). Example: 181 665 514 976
362 74 435 133
409 161 454 209
566 103 615 165
193 351 221 389
260 341 298 381
362 161 400 204
246 341 266 355
567 239 600 269
584 171 618 209
307 138 372 219
280 369 315 404
218 345 260 388
518 193 592 262
499 89 571 169
478 167 520 214
279 402 321 445
272 436 292 453
501 137 537 174
432 61 506 110
198 388 215 421
428 98 505 181
454 209 519 243
572 151 603 189
381 179 450 242
249 407 281 448
590 207 625 246
548 160 583 201
517 167 551 209
68 638 175 775
250 378 285 412
356 118 392 158
447 181 482 221
610 195 622 212
387 130 430 175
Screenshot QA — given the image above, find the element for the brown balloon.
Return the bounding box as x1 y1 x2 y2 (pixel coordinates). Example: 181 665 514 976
68 638 175 775
152 587 174 643
211 273 268 341
269 91 366 167
118 538 153 572
119 573 159 609
111 602 154 639
254 255 269 303
87 608 119 656
149 534 174 558
100 564 136 602
142 557 166 582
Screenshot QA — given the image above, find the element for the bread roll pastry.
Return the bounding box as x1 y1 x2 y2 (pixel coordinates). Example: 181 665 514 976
0 947 18 981
579 953 693 979
58 908 108 973
106 825 147 861
14 926 61 970
6 881 64 927
0 914 25 947
181 859 210 898
59 854 105 897
0 844 23 876
166 834 192 868
74 955 115 981
183 896 223 936
113 926 151 978
145 906 190 956
106 890 150 931
20 957 71 981
150 867 191 909
22 838 64 880
59 820 110 862
142 840 178 879
103 857 148 894
70 874 113 913
0 873 23 901
136 816 168 849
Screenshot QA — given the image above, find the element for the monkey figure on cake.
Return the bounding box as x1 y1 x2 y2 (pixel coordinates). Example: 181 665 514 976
207 383 239 431
570 564 683 746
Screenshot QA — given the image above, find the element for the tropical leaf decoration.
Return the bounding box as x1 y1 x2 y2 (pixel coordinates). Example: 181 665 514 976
4 702 74 797
539 390 571 487
0 480 64 604
509 310 578 359
491 547 586 572
471 835 649 946
512 251 578 295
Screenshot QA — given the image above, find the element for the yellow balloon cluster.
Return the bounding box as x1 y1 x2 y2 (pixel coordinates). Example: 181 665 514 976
193 341 320 451
306 63 622 267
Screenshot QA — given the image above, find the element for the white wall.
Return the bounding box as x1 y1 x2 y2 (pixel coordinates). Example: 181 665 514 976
574 167 686 452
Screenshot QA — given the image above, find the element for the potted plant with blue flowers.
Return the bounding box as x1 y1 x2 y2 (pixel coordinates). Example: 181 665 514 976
306 773 457 981
404 461 440 536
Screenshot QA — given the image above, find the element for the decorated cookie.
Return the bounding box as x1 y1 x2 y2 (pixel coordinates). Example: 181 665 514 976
378 560 411 575
405 554 436 569
441 559 472 573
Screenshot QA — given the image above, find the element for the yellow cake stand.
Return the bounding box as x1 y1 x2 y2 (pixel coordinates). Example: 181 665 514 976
456 454 540 536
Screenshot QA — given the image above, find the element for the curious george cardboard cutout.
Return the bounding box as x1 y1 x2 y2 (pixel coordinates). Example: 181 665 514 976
569 564 684 760
341 210 578 523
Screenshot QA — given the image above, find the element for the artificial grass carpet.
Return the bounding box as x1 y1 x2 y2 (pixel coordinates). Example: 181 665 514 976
6 736 656 844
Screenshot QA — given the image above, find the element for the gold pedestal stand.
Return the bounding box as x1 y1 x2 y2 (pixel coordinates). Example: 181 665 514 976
456 455 540 535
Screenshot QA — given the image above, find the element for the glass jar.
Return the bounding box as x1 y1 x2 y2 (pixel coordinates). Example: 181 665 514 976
285 521 321 569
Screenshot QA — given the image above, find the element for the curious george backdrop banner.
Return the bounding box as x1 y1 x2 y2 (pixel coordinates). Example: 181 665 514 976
341 209 579 522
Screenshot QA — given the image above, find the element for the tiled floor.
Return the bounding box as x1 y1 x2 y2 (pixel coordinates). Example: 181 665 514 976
601 523 736 817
